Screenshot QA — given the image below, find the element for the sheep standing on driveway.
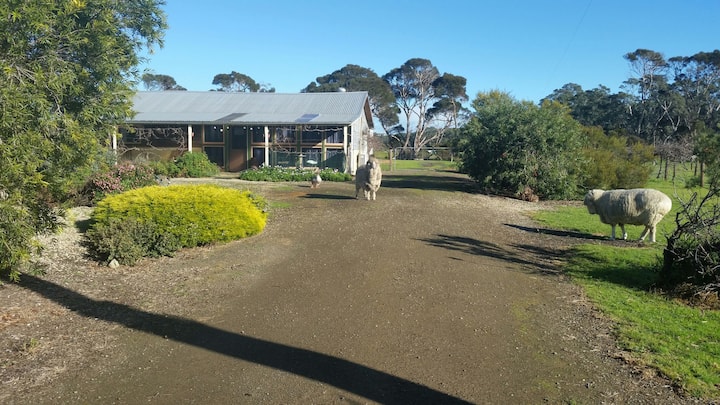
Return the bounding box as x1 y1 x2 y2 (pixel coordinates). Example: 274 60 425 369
355 156 382 201
583 188 672 242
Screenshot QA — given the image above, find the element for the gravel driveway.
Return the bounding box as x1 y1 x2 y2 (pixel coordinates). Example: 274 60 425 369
1 170 691 404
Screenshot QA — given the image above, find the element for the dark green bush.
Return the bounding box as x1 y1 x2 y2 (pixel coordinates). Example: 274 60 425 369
0 198 59 281
86 184 267 265
146 152 219 178
582 127 655 189
238 167 351 182
173 152 220 177
148 159 181 177
86 217 182 265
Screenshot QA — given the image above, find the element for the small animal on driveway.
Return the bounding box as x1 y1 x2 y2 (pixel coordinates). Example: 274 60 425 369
355 156 382 201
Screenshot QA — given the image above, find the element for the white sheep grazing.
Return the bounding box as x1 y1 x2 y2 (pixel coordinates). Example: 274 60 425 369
354 156 382 200
583 188 672 242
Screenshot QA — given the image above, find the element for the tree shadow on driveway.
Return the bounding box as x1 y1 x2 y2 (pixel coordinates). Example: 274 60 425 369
302 193 356 200
416 234 566 276
504 224 603 241
18 274 472 405
381 172 479 193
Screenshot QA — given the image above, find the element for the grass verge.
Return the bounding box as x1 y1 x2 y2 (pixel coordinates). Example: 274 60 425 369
563 244 720 398
531 177 720 399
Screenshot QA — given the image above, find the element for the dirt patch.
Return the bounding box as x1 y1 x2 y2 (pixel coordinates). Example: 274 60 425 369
0 170 700 404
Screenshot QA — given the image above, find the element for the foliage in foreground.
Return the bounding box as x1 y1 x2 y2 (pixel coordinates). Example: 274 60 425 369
87 185 267 265
0 0 166 281
661 183 720 295
238 166 352 182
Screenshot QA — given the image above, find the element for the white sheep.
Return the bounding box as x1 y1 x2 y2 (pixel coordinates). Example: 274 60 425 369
583 188 672 242
355 156 382 200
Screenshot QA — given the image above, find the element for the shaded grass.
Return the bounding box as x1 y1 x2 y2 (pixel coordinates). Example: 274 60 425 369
531 176 720 400
565 245 720 398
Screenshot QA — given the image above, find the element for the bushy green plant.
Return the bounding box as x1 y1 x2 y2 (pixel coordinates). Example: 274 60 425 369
86 184 267 264
459 91 587 200
81 162 157 204
86 217 181 265
0 198 59 281
238 166 351 182
662 187 720 293
582 127 655 189
322 169 353 182
148 159 181 177
173 152 220 177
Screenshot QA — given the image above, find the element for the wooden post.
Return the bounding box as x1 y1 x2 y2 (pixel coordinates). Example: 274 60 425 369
187 124 193 152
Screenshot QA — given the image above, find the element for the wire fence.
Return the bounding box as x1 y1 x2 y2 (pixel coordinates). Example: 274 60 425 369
391 147 457 161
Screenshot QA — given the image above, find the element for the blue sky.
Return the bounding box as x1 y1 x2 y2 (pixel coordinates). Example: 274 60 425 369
140 0 720 103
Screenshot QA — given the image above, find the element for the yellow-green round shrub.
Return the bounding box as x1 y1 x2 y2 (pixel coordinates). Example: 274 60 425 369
88 185 267 264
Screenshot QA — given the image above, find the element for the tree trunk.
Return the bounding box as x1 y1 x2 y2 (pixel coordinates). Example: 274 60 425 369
672 161 676 181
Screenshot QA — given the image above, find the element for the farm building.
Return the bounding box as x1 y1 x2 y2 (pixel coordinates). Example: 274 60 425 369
115 91 375 174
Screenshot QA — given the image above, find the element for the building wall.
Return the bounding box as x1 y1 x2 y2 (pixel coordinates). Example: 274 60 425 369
118 121 371 174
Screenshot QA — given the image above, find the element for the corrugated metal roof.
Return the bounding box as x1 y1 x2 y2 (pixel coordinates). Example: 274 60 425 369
128 91 371 126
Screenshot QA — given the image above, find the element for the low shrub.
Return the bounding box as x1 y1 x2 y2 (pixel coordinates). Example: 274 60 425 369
238 166 351 182
173 152 220 177
582 127 655 189
145 152 219 178
80 162 157 204
86 184 267 265
86 217 182 265
148 159 181 177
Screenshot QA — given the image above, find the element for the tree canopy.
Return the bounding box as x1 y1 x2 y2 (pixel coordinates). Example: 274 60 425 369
459 91 586 200
303 64 399 133
383 59 468 155
142 72 186 91
0 0 167 280
212 71 275 92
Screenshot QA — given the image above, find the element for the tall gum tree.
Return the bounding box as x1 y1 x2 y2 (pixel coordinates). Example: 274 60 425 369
383 58 467 156
303 64 399 134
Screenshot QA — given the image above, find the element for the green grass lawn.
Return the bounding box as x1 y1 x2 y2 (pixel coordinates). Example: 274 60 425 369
531 172 720 400
373 155 458 172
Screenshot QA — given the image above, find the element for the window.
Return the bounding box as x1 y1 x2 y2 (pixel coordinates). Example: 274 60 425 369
250 126 266 143
204 147 224 168
204 125 224 143
301 126 323 143
273 126 295 143
325 128 343 144
121 126 187 148
230 126 248 150
301 148 321 166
